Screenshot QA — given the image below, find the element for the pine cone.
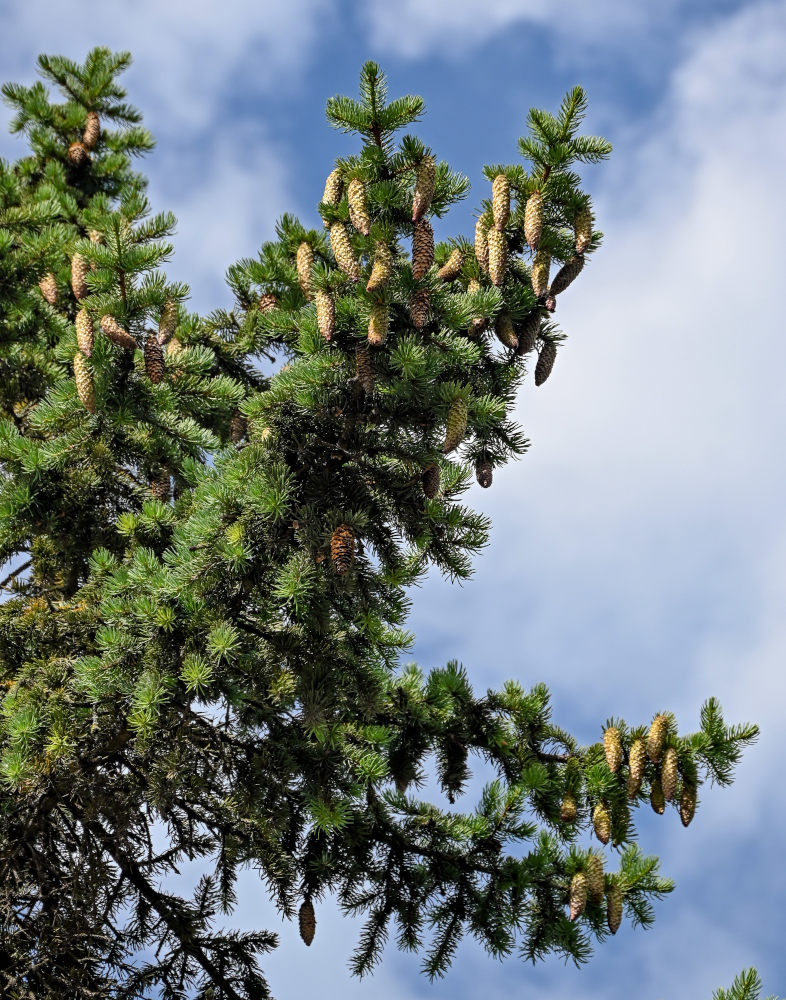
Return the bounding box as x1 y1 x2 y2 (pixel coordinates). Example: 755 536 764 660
515 312 540 356
494 311 518 350
412 154 436 222
661 746 678 801
409 288 430 330
89 229 102 244
593 801 611 844
366 241 393 293
569 872 588 921
75 309 94 357
627 738 646 798
647 714 669 764
331 524 355 575
679 780 697 827
560 793 577 823
436 247 464 282
298 899 316 946
606 884 623 935
575 205 593 254
330 222 360 281
466 279 486 337
474 216 489 273
321 167 343 226
144 332 165 384
650 776 665 815
443 398 468 454
603 727 623 773
531 249 550 298
259 292 279 313
534 342 556 386
82 111 100 150
315 290 336 341
524 190 544 250
67 141 90 167
368 301 388 346
487 228 507 287
158 299 178 345
550 254 585 296
71 252 89 300
475 459 493 489
586 853 605 905
150 472 171 502
422 463 440 499
230 410 247 444
100 315 136 351
348 177 371 235
38 272 58 305
492 173 510 230
412 219 434 280
356 342 374 393
296 242 314 298
73 352 96 413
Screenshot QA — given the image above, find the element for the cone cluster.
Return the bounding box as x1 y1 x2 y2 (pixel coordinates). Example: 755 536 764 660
492 174 510 230
71 252 89 300
298 899 316 946
348 178 371 235
443 398 468 454
75 309 93 357
412 155 436 222
315 290 336 341
331 524 355 575
73 352 96 413
534 342 556 386
412 219 434 280
422 463 440 499
101 315 136 351
330 223 360 281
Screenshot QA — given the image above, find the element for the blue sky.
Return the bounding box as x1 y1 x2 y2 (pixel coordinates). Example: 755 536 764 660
2 1 785 997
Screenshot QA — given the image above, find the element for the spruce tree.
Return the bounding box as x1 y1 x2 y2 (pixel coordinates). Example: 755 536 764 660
0 51 761 999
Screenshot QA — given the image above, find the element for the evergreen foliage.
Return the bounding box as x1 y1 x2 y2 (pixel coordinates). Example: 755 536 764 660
0 51 761 999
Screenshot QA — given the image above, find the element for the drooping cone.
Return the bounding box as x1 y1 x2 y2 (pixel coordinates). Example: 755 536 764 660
230 409 248 443
259 292 279 313
436 247 464 282
158 298 177 345
368 301 388 346
661 746 678 801
650 776 665 815
366 241 393 294
487 228 507 287
298 899 316 946
476 459 493 489
356 342 374 393
586 853 605 905
443 398 468 454
494 311 518 350
39 272 58 305
474 216 489 273
627 738 646 798
515 312 540 356
606 885 623 935
75 309 94 357
574 205 593 254
491 173 511 231
321 168 343 226
330 222 360 281
569 872 588 921
524 190 544 250
144 332 166 384
422 463 440 499
534 342 556 386
296 242 314 298
412 219 434 280
550 254 585 296
331 524 355 575
592 801 611 844
67 141 90 167
348 177 371 235
412 154 436 222
603 727 623 773
315 290 336 341
82 111 100 149
150 472 171 502
679 780 697 827
409 289 430 330
466 279 486 337
560 793 577 823
647 714 669 764
73 352 96 413
101 315 136 351
71 252 89 300
531 249 550 298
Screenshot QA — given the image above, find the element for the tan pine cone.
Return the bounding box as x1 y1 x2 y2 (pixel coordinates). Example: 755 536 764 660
534 342 556 386
679 780 697 827
586 853 605 905
492 173 510 230
150 472 171 502
158 299 178 345
569 872 588 921
100 315 136 351
368 301 388 346
298 899 316 946
592 801 611 844
330 222 360 281
436 247 464 282
82 110 100 150
348 177 371 235
661 746 679 801
560 793 577 823
296 242 314 298
474 216 489 273
67 141 90 167
409 288 430 330
366 241 393 293
604 727 623 773
315 290 336 341
650 776 665 815
38 272 58 305
75 309 94 357
144 332 165 384
412 219 434 280
259 292 279 313
627 738 646 798
322 167 343 218
550 254 585 296
647 714 669 764
230 409 247 443
531 249 550 298
467 278 486 337
575 205 593 254
606 884 623 935
524 190 544 250
487 228 507 287
71 252 89 300
494 311 518 350
89 229 101 244
73 352 96 413
412 154 436 222
422 463 440 499
356 341 375 393
331 524 355 575
515 312 540 356
476 459 493 489
443 397 468 454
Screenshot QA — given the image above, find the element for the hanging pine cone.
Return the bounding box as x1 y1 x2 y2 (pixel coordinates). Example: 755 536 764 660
603 727 623 773
100 315 136 351
348 177 371 235
647 714 669 764
321 167 343 226
67 141 90 167
474 216 489 273
296 242 314 299
38 272 58 305
436 247 464 281
71 252 89 300
650 776 666 815
356 341 374 393
550 254 585 296
494 311 518 350
487 228 507 287
298 899 316 946
75 309 94 357
661 746 678 801
679 780 697 827
515 312 540 356
560 793 577 823
144 332 165 384
150 472 171 502
259 292 278 313
575 204 593 254
331 524 355 575
422 463 440 499
443 398 468 454
593 801 611 844
492 173 510 230
534 342 556 386
524 190 544 250
531 249 550 298
475 458 493 489
466 279 486 337
606 885 623 935
411 219 434 280
412 154 436 222
330 222 360 281
366 241 393 293
409 289 430 330
82 110 100 150
230 409 247 443
569 872 588 921
315 290 336 341
158 298 177 345
73 352 96 413
586 853 605 905
627 738 646 798
368 301 388 346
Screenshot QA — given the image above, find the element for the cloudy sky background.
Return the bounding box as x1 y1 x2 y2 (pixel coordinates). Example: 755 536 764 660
1 0 785 997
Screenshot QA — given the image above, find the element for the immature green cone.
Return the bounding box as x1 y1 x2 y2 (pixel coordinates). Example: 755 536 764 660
330 222 360 281
661 746 679 801
75 308 93 357
603 727 623 773
474 216 489 273
412 219 434 280
356 341 374 393
230 410 248 444
158 298 177 345
298 899 316 946
38 272 58 305
409 288 430 330
321 167 343 226
368 301 388 346
73 352 96 413
100 314 136 351
575 204 593 254
412 154 436 222
606 885 623 935
348 177 371 235
436 247 464 281
627 738 646 798
650 776 666 815
531 249 550 298
647 714 669 763
560 793 577 823
150 472 170 502
475 459 493 489
515 311 540 356
593 801 611 844
67 140 90 167
296 242 314 298
492 173 510 230
71 252 89 300
534 342 556 386
443 398 468 454
680 780 697 827
82 110 100 149
315 290 336 341
487 228 507 286
550 254 585 296
524 190 544 250
569 872 588 921
422 463 440 499
331 524 355 576
586 853 605 905
366 241 393 293
259 292 279 313
144 333 165 384
494 311 518 350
